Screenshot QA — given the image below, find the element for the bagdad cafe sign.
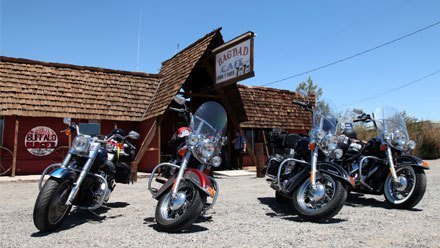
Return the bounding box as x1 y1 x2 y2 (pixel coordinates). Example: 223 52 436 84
25 126 58 156
214 31 255 85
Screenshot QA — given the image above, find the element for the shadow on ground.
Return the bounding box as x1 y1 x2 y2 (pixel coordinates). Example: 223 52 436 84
345 193 423 211
143 214 211 234
31 201 130 236
258 197 347 224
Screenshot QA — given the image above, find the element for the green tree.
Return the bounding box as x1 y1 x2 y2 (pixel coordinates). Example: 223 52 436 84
296 77 330 116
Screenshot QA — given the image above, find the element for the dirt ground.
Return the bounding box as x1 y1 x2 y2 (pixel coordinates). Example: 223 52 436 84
1 160 439 248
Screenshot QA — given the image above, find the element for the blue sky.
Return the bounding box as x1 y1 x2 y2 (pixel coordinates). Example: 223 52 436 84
1 0 439 120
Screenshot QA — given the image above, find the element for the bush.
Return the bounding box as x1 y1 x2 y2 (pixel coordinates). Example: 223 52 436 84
408 122 440 159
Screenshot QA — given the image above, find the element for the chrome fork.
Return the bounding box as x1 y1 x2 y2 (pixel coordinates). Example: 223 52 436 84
386 146 399 182
171 151 191 198
310 146 319 190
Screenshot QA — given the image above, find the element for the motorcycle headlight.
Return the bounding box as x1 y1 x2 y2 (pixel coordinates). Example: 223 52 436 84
383 132 391 142
334 149 343 159
407 140 416 150
212 156 222 167
316 130 326 141
392 131 407 147
188 134 200 146
199 141 215 159
327 135 338 151
72 135 90 155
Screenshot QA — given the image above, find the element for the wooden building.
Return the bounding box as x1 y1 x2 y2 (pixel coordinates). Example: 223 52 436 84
0 28 312 176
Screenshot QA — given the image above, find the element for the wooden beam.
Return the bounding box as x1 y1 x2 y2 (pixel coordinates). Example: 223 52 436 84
11 117 19 177
182 92 220 99
131 118 159 182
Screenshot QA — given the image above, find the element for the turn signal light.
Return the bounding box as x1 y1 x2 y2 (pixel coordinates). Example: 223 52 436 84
380 144 387 151
65 129 71 136
422 161 430 167
308 142 316 151
177 147 187 157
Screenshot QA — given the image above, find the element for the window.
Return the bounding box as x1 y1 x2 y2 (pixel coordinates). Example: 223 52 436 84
79 120 101 136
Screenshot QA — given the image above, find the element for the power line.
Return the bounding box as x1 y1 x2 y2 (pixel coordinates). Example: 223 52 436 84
339 68 440 108
261 19 440 87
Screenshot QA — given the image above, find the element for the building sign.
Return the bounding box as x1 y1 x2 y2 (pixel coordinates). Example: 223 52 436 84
25 126 58 156
215 32 254 85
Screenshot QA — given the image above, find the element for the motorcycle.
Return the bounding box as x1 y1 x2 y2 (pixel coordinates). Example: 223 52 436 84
33 118 139 232
148 96 225 232
338 106 428 208
265 96 352 222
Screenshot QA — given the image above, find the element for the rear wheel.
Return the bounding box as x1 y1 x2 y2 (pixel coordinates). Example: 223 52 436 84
155 180 204 232
33 178 72 232
384 166 427 209
293 173 347 222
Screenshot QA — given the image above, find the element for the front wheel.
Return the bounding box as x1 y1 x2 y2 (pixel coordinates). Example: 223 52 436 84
292 173 347 222
155 180 204 232
33 178 73 232
384 166 427 209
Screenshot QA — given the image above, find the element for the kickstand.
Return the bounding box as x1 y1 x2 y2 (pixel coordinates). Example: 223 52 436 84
88 209 106 220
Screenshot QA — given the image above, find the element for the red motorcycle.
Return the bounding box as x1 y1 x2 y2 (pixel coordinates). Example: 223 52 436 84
148 96 226 232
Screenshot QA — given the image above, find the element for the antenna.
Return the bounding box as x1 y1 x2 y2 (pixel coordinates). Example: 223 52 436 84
136 8 142 72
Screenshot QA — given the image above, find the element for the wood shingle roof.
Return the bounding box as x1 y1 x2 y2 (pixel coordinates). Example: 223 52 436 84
146 28 223 119
0 56 162 121
238 84 313 131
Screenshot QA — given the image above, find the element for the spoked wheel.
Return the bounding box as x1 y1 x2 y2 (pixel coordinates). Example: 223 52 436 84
384 165 427 209
0 146 13 176
33 178 73 232
155 180 204 232
293 173 347 222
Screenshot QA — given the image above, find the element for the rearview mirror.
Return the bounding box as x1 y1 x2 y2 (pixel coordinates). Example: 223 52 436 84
63 117 72 125
353 108 364 115
127 131 140 140
174 95 187 105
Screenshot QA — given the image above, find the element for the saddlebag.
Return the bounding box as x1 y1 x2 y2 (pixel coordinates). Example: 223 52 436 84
114 162 131 184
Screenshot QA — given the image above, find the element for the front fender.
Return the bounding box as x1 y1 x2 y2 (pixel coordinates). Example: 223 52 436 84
184 169 216 197
49 168 77 181
318 162 354 187
396 155 430 170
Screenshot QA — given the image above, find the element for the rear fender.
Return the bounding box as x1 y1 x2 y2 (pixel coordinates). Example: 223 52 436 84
318 162 354 187
184 169 216 198
396 155 430 170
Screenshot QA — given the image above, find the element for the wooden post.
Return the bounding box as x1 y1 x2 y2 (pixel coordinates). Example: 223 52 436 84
157 125 161 164
11 117 19 177
261 130 270 157
255 143 265 177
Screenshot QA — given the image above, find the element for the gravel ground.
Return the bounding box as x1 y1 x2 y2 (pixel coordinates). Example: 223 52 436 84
1 160 439 248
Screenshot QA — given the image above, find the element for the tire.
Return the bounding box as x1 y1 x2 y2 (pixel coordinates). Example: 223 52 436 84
33 178 73 232
384 166 427 209
292 173 347 222
275 190 290 204
155 180 204 232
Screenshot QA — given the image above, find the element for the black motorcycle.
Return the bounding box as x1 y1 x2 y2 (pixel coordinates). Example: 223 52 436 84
33 118 139 232
265 97 352 222
337 107 428 208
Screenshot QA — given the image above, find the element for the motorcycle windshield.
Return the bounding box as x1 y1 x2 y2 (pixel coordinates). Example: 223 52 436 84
373 106 408 138
313 101 338 135
190 101 227 141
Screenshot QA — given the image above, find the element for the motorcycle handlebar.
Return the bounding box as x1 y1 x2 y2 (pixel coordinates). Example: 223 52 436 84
169 107 185 113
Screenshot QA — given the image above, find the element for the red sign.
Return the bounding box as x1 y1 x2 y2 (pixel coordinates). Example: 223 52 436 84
25 126 58 156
